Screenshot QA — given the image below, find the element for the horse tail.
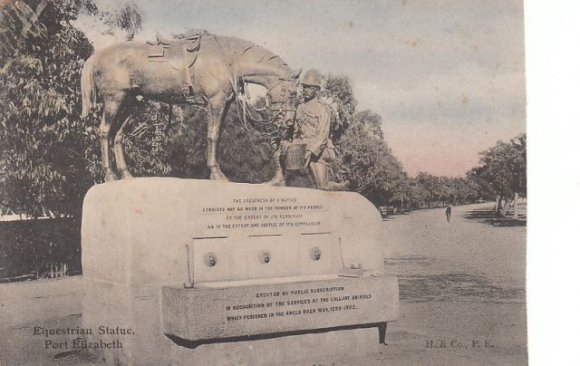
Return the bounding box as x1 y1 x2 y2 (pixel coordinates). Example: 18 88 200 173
80 55 98 118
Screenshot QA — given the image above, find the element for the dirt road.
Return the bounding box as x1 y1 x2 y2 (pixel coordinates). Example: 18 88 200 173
338 202 527 366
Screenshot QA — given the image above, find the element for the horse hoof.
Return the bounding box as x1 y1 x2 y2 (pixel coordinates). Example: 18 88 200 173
104 173 118 182
266 178 286 187
210 171 229 181
121 170 134 179
325 181 349 191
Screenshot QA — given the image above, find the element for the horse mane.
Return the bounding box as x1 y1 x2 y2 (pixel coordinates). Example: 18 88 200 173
197 35 294 137
214 35 293 77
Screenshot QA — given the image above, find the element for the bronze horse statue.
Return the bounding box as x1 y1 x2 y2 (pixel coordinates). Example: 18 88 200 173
81 31 300 184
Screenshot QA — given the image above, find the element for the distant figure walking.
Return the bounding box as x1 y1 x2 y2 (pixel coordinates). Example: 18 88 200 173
445 204 452 223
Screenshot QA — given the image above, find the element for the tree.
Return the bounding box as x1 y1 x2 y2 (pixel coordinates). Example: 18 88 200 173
333 110 392 205
470 134 526 216
384 154 409 210
99 2 142 41
0 0 143 217
408 178 430 209
414 173 437 207
466 169 496 202
451 177 480 205
322 74 356 141
0 0 95 217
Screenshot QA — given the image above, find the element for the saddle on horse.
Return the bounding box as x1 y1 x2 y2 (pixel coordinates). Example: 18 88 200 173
146 29 207 97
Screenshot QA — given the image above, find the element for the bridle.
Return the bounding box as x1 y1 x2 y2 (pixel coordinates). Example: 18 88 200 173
267 77 298 113
235 75 297 137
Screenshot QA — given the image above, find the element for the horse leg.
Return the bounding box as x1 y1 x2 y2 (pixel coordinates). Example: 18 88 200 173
113 114 134 179
99 99 122 182
207 96 229 181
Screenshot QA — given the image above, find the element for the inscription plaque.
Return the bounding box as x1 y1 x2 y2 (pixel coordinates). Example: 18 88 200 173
162 276 399 342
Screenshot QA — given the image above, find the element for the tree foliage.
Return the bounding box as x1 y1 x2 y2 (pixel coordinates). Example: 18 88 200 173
125 102 278 184
98 2 142 41
330 106 406 205
479 134 526 198
322 74 356 141
0 0 143 217
469 134 526 214
406 173 484 209
0 0 98 217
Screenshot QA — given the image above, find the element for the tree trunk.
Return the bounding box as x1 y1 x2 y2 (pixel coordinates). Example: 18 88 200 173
501 196 510 217
494 195 502 213
513 193 519 219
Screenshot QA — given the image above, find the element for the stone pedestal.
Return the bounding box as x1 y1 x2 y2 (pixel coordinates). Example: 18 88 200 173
81 178 399 365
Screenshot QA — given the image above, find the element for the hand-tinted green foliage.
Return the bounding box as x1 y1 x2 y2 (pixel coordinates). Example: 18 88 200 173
98 2 142 40
323 74 356 141
407 173 486 209
0 0 99 217
333 110 390 199
469 133 526 207
0 0 144 217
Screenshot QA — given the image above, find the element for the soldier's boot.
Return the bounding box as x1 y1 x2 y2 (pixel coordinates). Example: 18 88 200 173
326 181 349 191
267 149 287 186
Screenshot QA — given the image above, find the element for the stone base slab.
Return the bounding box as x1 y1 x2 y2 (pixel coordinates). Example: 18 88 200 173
163 275 399 343
169 327 382 366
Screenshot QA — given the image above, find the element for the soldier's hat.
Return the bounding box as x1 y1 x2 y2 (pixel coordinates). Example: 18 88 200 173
301 69 323 88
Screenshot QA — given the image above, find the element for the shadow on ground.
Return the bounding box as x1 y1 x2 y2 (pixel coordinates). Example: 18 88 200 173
398 273 524 303
385 256 525 304
463 209 526 227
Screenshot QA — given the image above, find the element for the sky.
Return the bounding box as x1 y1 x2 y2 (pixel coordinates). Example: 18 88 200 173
76 0 526 177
